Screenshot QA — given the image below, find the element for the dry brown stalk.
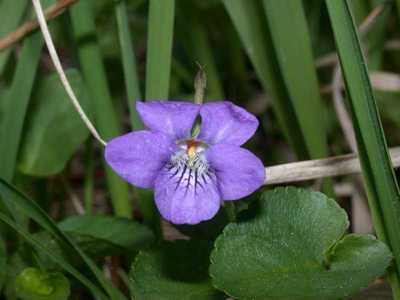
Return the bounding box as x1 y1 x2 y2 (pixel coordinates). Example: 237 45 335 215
0 0 78 51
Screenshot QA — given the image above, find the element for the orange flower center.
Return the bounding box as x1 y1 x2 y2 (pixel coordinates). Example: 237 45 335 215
186 139 200 158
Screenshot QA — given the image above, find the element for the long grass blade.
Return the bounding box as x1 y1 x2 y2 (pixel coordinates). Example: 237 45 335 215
326 0 400 295
222 0 308 159
0 28 44 181
262 0 328 159
114 0 143 130
262 0 333 195
141 0 175 236
69 0 132 218
145 0 175 100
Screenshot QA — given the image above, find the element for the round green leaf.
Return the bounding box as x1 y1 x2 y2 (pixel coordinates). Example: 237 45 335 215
15 268 70 300
18 69 91 176
130 240 224 300
210 187 392 300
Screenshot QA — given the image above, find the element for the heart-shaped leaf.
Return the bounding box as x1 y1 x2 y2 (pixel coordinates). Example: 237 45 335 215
130 240 224 300
210 187 392 300
15 268 70 300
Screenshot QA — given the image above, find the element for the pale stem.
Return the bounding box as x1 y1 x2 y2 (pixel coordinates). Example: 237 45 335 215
31 0 107 146
265 147 400 185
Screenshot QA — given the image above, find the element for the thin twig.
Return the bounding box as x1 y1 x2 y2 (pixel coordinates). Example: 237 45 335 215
385 39 400 50
265 147 400 185
0 0 79 51
332 65 357 152
370 71 400 92
61 176 85 215
322 71 400 94
32 0 107 146
358 3 384 34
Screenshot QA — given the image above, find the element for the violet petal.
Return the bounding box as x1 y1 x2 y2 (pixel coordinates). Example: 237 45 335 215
105 130 177 188
136 101 200 140
154 166 221 224
206 144 265 200
198 101 258 146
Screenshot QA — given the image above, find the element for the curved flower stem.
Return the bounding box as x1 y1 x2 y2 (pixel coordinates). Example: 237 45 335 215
31 0 107 146
70 1 133 218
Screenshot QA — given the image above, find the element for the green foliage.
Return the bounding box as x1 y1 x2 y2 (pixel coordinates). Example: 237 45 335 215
326 0 400 286
210 188 392 300
4 253 29 300
0 29 44 181
145 0 175 100
69 0 132 218
18 69 90 176
222 0 308 158
0 215 107 299
58 215 154 256
130 240 224 300
114 0 143 130
0 179 125 300
262 0 333 195
15 268 70 300
262 0 329 159
1 0 400 298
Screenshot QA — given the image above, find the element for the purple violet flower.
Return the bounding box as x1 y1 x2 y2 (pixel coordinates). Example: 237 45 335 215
105 101 265 224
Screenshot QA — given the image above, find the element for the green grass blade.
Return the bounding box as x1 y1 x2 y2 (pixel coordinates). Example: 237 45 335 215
262 0 333 195
69 0 132 218
326 0 400 292
0 0 28 73
0 178 126 300
145 0 175 100
141 0 175 236
114 0 143 130
222 0 308 159
0 31 43 181
0 213 108 299
262 0 328 159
